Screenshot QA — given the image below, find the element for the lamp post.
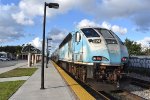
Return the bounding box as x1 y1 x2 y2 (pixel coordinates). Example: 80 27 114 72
46 38 52 68
41 2 59 89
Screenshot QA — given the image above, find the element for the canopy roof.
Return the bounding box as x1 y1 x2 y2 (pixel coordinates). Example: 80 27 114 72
21 45 41 54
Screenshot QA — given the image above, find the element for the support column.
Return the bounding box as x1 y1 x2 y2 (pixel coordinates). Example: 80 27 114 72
37 55 38 62
34 54 37 64
28 53 31 67
22 54 23 60
32 54 34 65
39 55 41 61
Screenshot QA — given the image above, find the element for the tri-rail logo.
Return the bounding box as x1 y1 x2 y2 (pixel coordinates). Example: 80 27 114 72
88 39 101 43
93 39 101 43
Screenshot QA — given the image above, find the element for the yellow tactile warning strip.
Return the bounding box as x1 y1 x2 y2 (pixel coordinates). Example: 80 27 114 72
51 61 95 100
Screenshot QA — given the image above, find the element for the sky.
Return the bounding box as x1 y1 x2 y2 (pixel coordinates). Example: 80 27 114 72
0 0 150 53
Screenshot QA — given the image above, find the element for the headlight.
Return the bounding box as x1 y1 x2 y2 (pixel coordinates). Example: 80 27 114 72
92 56 109 61
92 56 97 61
121 57 128 62
92 56 103 61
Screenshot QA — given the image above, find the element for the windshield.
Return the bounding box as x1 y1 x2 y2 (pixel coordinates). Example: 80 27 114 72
95 28 114 39
81 28 100 38
110 31 124 45
95 28 118 44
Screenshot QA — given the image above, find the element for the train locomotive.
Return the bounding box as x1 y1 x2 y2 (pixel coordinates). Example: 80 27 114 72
51 27 129 83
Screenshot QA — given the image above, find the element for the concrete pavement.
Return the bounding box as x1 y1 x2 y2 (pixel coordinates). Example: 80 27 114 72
0 76 30 82
9 62 75 100
0 61 28 74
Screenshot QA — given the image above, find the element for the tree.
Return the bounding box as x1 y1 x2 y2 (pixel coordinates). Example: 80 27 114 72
124 38 143 56
0 45 23 55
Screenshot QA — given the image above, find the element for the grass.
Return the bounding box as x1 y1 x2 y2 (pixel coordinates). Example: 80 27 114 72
0 68 38 99
0 80 25 100
0 68 38 78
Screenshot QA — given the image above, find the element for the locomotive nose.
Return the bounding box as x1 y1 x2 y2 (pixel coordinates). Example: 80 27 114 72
107 44 121 65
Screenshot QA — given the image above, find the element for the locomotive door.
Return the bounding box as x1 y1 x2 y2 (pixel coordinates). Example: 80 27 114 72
68 40 72 61
73 31 83 62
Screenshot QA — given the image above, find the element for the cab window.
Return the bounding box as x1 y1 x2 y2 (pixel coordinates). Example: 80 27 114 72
95 28 114 39
81 28 100 38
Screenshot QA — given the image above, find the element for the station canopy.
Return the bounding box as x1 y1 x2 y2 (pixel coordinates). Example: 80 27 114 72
21 44 41 54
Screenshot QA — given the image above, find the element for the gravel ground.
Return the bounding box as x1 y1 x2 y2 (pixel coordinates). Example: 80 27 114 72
124 84 150 100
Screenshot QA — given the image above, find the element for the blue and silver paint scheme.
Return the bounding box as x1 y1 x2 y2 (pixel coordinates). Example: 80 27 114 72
53 27 128 66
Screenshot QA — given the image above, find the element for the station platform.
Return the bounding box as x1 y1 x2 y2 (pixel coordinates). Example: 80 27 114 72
10 61 95 100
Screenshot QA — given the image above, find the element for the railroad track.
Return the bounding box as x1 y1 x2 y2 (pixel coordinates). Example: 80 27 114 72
56 65 149 100
98 91 117 100
61 66 145 100
77 75 150 100
111 89 145 100
126 75 150 90
125 75 150 87
130 81 150 89
122 75 150 100
60 66 117 100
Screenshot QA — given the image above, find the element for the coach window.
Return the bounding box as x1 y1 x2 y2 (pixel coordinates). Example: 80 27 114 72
81 28 100 38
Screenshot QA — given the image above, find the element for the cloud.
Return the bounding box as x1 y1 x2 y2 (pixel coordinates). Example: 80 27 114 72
61 0 149 32
0 4 24 43
47 28 67 52
76 19 100 28
137 37 150 48
12 0 82 25
11 0 96 25
48 28 67 43
134 14 150 32
16 0 93 16
86 0 150 32
12 11 34 25
11 0 47 25
93 0 145 18
29 37 42 49
8 0 150 32
1 0 150 45
111 25 127 35
77 19 127 34
28 36 59 53
101 22 127 34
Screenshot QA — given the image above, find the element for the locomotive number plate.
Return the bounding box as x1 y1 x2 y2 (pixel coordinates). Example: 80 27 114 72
93 39 101 43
